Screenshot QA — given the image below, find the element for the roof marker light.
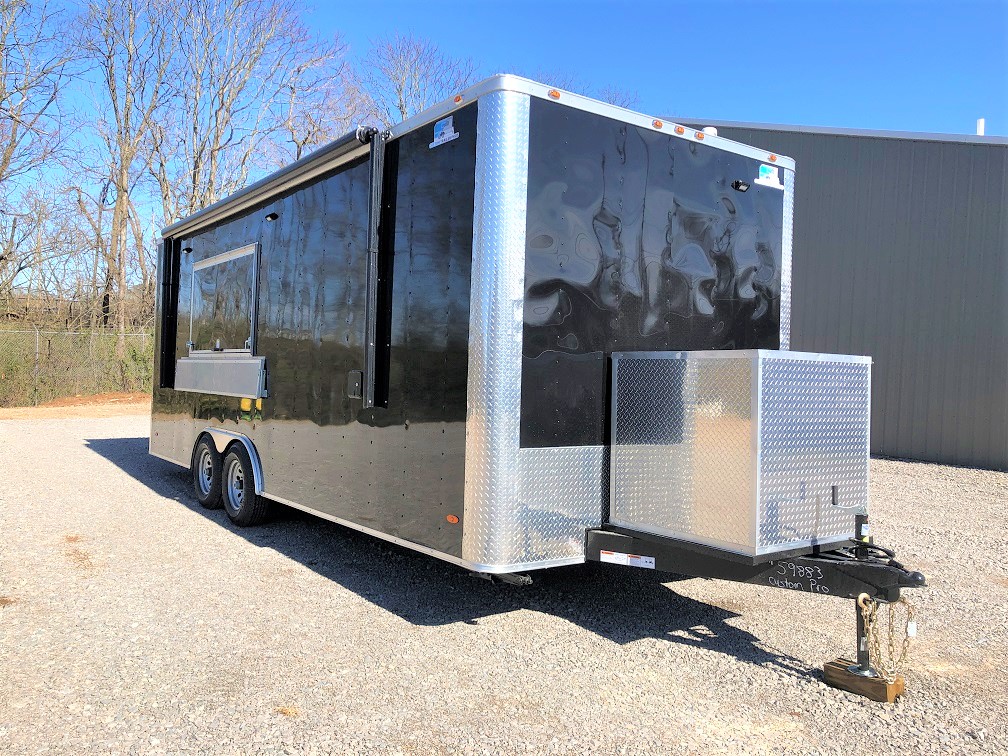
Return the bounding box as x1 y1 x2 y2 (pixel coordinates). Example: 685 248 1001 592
453 94 463 104
674 125 685 135
769 154 778 162
695 131 705 140
652 119 663 129
548 89 561 99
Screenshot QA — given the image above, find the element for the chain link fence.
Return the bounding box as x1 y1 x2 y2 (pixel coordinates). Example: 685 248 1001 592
0 329 153 407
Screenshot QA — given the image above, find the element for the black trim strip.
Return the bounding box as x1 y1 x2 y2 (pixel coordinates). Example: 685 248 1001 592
363 132 386 408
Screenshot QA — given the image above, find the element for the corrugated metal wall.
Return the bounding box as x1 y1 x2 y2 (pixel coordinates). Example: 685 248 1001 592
686 123 1008 471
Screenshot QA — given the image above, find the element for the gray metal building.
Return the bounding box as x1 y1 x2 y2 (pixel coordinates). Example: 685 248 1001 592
682 119 1008 471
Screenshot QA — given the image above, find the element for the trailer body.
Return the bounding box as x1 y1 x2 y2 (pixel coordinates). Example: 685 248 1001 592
151 75 870 573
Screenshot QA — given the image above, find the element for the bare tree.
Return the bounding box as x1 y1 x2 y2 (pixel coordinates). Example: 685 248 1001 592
597 86 641 110
0 207 50 295
510 67 642 111
79 0 177 353
146 0 357 225
277 57 368 163
0 0 74 296
71 184 110 328
126 202 153 315
518 68 585 95
362 33 477 126
0 186 100 326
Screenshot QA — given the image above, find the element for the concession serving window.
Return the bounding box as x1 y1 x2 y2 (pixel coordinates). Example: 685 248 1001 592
189 243 258 354
174 243 267 399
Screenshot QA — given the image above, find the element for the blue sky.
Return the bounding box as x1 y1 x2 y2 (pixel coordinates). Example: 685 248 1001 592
313 0 1008 136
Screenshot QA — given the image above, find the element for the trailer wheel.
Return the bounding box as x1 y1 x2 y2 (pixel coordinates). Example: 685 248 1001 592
192 436 223 509
221 444 271 526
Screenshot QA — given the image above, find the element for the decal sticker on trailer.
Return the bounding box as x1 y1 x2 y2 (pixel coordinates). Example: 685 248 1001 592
754 163 784 189
599 550 656 569
429 116 459 149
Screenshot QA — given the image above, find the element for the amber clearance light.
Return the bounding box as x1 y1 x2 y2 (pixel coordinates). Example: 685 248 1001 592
548 89 561 100
446 514 459 524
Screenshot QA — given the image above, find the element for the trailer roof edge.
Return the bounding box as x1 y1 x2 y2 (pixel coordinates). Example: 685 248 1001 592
161 127 375 239
161 76 798 239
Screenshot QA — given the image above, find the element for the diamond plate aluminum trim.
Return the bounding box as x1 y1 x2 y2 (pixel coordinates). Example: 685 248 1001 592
462 90 529 567
611 350 869 560
517 446 606 563
462 91 607 569
611 354 754 553
780 169 794 350
461 91 604 568
756 356 870 553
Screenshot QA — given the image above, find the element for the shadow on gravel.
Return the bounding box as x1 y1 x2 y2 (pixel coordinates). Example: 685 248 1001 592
86 436 817 682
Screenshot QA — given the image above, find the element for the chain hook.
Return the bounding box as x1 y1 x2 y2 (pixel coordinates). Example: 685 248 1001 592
858 593 918 683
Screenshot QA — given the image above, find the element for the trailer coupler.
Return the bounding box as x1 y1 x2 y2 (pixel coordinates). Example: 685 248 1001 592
585 525 925 603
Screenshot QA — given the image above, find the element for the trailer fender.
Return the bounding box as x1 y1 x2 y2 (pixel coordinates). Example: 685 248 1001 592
198 428 265 495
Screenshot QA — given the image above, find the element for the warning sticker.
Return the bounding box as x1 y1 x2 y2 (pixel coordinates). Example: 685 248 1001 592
429 116 459 149
599 550 656 569
754 163 784 189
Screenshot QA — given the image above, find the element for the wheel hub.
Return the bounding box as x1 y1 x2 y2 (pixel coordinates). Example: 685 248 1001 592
227 459 244 509
198 449 213 496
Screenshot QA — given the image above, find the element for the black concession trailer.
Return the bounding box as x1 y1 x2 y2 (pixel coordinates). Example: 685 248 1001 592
150 75 924 696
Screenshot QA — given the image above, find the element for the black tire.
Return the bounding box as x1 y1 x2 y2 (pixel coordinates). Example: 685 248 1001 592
192 436 223 509
221 444 272 526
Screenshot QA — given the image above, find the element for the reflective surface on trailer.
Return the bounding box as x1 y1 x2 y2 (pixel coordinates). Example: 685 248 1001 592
521 98 788 449
610 351 869 560
152 104 479 559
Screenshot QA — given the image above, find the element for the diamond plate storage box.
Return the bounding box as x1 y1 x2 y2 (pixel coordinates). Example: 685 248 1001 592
610 350 871 562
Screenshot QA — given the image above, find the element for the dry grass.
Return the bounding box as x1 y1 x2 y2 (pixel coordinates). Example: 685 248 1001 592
0 596 15 608
0 398 150 420
39 391 148 408
275 706 300 718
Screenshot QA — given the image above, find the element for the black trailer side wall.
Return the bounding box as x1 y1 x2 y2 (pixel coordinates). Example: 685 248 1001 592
520 100 786 448
153 103 479 556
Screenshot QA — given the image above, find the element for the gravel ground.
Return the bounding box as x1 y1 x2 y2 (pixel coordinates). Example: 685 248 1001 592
0 412 1005 755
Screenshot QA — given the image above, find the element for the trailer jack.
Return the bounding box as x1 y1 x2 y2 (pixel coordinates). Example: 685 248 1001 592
821 515 921 702
585 513 926 702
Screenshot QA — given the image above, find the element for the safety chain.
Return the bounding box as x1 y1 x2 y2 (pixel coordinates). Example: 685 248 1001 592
858 593 918 683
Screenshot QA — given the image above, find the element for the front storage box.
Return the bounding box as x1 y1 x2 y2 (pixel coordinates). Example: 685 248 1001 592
610 350 871 562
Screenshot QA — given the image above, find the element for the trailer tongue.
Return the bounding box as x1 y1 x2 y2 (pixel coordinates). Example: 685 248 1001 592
586 521 925 604
586 518 924 702
585 348 926 700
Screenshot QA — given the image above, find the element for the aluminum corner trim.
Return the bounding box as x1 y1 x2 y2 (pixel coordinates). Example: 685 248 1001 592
780 168 795 350
462 90 530 566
